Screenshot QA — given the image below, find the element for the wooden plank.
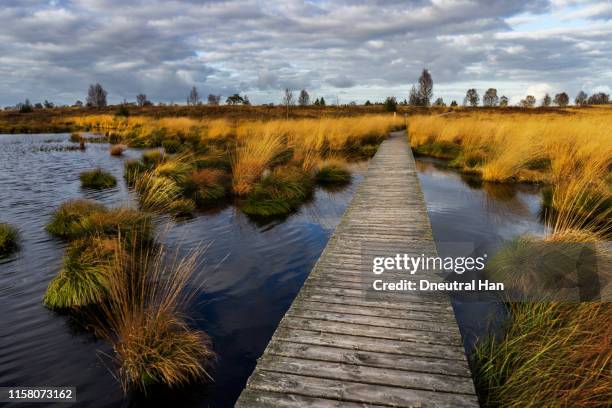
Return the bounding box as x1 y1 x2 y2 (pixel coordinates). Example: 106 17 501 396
244 371 480 408
235 131 477 407
271 327 468 361
265 340 473 377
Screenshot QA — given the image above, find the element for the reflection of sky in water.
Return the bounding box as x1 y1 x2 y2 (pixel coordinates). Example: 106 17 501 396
0 133 365 408
415 158 545 351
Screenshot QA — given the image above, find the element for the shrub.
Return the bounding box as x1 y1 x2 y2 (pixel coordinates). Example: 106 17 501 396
242 167 314 216
80 168 117 189
43 237 120 309
0 222 19 257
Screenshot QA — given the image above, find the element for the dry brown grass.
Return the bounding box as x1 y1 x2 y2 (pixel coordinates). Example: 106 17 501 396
97 241 214 392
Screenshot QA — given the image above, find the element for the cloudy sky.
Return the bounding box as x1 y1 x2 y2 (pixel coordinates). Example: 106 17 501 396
1 0 611 106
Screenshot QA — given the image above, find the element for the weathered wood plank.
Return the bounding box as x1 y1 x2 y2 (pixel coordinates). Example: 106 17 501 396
244 371 480 408
235 131 477 407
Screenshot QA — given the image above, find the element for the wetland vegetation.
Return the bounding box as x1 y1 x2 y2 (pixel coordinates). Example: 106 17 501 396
409 107 611 407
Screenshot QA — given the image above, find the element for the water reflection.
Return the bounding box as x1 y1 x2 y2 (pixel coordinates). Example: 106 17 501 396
415 158 545 351
0 134 365 407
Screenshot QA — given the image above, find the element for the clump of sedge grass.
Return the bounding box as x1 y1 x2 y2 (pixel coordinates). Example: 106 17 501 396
231 131 284 195
141 150 166 168
162 138 181 154
46 200 152 243
43 237 121 309
110 144 127 156
473 302 612 407
134 170 184 214
124 159 147 186
46 199 106 239
70 132 83 143
0 222 19 257
80 168 117 189
96 242 214 392
182 169 229 207
242 166 314 217
315 159 351 187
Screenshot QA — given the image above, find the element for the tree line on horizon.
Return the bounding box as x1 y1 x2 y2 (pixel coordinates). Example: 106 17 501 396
8 74 612 113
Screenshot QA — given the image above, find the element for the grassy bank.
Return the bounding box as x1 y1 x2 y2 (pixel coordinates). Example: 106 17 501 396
408 107 611 233
410 108 612 406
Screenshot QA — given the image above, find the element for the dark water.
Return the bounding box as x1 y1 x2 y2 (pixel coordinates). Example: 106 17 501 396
415 158 545 351
0 134 366 407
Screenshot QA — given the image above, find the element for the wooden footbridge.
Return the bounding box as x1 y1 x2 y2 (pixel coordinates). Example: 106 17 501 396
236 131 478 407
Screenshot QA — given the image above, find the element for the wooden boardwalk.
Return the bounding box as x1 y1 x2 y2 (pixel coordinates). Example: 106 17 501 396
236 131 478 407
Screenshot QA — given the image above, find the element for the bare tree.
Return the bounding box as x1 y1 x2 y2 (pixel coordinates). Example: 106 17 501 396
500 96 509 107
417 69 433 107
136 94 149 107
207 94 221 105
187 86 200 105
282 88 294 119
554 92 569 107
408 85 419 105
575 90 588 106
542 93 552 107
86 83 108 108
483 88 499 107
243 95 251 105
298 89 310 106
464 89 479 107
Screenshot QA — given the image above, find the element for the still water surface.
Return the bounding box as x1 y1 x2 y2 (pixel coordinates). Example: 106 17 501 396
0 134 365 407
415 158 545 350
0 135 545 407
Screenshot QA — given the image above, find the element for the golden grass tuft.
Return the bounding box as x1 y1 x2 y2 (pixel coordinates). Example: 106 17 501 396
96 242 214 392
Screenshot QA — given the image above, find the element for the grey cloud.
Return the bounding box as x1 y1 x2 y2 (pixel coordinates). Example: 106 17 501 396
0 0 610 105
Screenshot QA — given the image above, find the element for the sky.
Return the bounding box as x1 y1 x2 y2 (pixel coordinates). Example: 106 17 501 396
1 0 611 106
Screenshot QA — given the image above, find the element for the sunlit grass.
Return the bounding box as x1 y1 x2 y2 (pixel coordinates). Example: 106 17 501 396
473 302 612 407
96 242 214 392
80 168 117 189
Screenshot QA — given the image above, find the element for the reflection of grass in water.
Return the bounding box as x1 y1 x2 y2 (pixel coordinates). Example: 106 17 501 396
0 222 19 257
473 301 611 407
